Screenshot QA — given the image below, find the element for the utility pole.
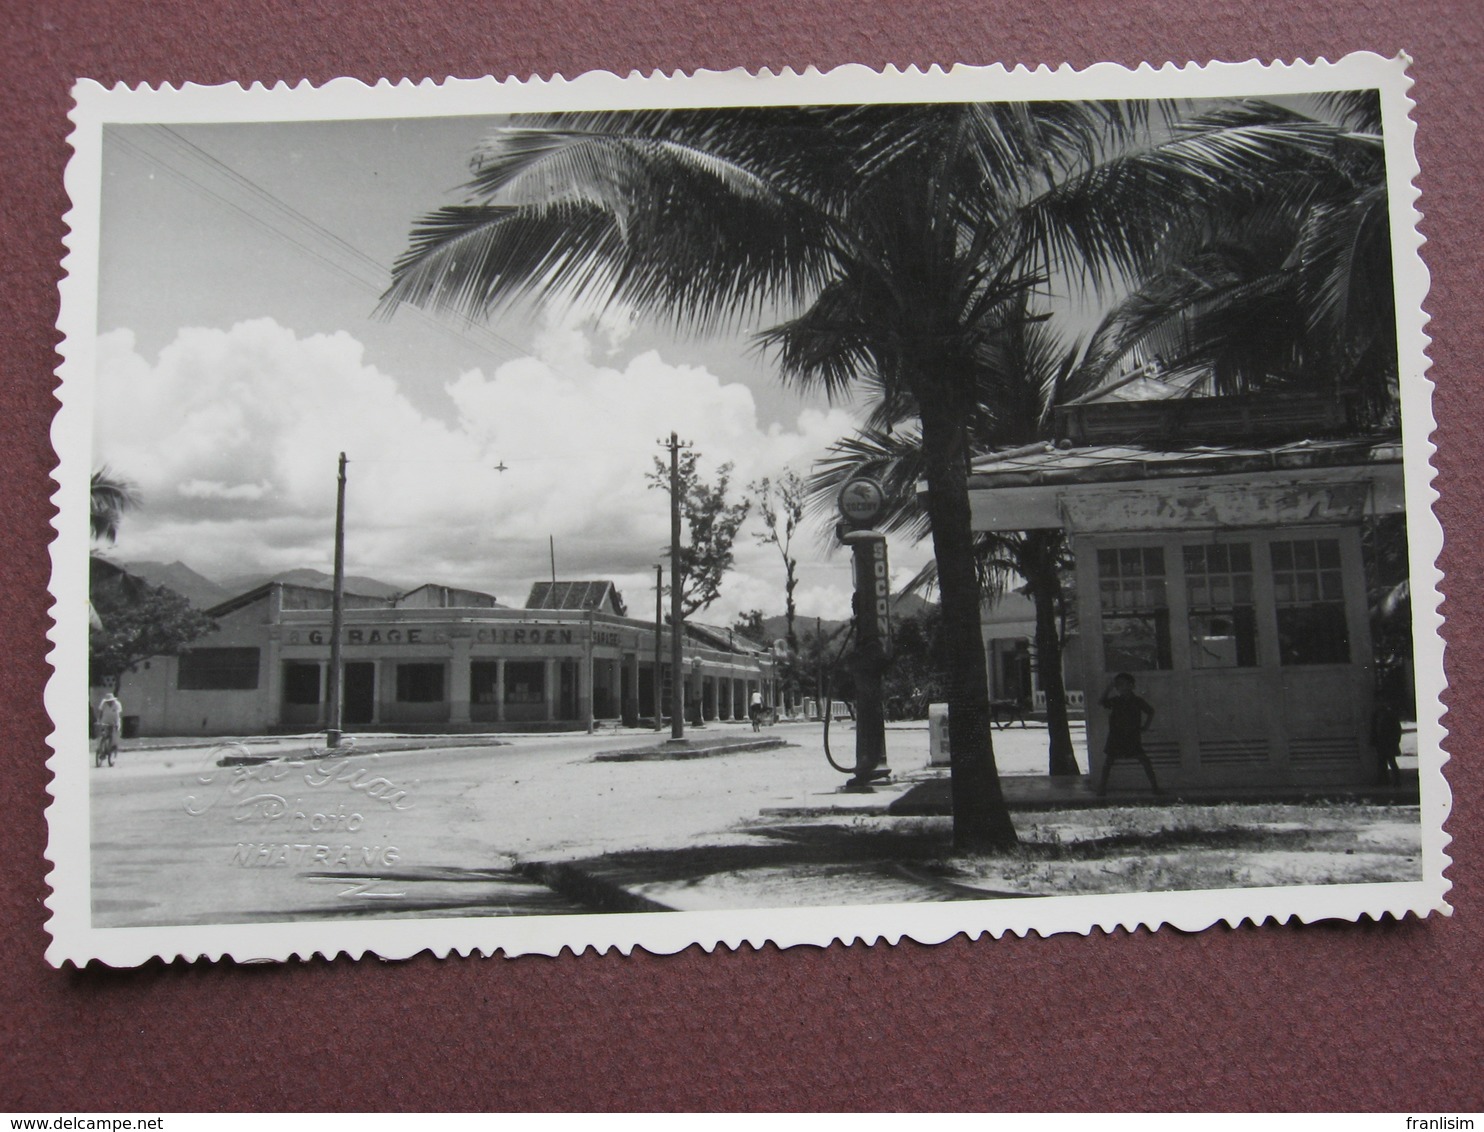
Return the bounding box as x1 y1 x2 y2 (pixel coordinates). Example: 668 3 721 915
658 431 691 741
653 564 663 731
326 452 347 750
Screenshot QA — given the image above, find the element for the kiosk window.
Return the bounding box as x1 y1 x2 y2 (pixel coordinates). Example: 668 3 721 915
395 663 445 703
1272 539 1350 665
1097 547 1171 671
178 647 260 690
1184 543 1258 668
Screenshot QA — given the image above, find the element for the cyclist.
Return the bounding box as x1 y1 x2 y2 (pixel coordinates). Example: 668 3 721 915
95 689 123 767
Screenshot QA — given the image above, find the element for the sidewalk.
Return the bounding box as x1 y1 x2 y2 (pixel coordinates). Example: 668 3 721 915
116 731 513 756
514 721 1425 913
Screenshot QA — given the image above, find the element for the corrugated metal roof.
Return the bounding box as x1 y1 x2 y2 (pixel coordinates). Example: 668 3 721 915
968 437 1403 490
525 580 618 612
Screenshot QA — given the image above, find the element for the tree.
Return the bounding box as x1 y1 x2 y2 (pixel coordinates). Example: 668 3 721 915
1073 94 1396 427
646 448 750 618
731 609 767 642
91 467 139 544
750 470 807 707
90 577 217 685
383 100 1358 850
882 608 947 721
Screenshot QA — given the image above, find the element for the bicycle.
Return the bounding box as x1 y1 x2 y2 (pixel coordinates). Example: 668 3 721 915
95 723 118 768
750 706 778 731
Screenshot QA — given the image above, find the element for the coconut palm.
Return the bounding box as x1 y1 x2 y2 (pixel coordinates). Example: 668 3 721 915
90 468 139 544
383 99 1359 850
1072 93 1396 424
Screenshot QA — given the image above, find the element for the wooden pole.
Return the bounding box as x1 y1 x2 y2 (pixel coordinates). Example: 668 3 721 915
653 564 663 731
666 432 686 741
326 452 347 749
585 606 596 735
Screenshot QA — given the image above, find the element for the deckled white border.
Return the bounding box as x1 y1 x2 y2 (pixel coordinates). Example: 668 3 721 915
47 53 1449 967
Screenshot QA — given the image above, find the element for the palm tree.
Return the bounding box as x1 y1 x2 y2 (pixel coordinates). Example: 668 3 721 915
90 468 139 544
1072 94 1395 424
88 468 140 632
382 99 1360 850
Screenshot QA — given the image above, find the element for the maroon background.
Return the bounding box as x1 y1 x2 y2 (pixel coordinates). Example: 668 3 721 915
2 0 1479 1112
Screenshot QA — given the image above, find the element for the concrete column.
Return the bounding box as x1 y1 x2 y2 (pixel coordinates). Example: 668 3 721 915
495 658 506 723
625 652 640 722
449 638 473 724
544 658 557 722
372 659 385 725
264 630 283 733
579 651 593 726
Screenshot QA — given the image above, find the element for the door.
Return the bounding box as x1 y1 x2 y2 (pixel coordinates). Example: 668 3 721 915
343 662 375 725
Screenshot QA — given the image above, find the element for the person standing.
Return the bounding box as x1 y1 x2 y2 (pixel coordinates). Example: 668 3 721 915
1371 685 1404 787
749 689 764 732
1096 673 1162 796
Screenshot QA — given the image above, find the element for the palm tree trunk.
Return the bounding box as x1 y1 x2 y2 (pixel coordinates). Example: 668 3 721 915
1021 530 1080 777
918 392 1019 851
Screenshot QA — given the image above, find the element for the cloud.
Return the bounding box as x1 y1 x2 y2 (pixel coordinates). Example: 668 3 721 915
177 479 273 501
93 317 926 623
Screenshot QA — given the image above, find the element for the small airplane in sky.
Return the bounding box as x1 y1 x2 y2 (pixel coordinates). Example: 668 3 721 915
493 462 508 473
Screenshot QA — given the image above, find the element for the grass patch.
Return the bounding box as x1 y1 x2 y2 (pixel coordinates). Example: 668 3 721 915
929 801 1424 895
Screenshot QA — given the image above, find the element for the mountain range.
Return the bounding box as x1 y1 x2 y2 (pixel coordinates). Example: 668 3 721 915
105 559 939 630
109 560 406 610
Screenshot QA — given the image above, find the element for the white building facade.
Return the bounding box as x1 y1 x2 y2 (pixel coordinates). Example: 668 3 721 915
115 580 777 737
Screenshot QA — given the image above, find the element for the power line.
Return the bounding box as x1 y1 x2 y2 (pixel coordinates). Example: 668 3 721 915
103 126 557 372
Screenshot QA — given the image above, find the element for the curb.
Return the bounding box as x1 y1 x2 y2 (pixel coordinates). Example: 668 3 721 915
593 737 792 761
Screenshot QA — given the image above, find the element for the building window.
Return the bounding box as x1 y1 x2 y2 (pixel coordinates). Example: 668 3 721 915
504 661 545 705
282 662 321 705
395 663 445 703
471 662 500 704
1097 547 1171 671
1183 543 1259 668
1272 538 1350 665
178 647 260 690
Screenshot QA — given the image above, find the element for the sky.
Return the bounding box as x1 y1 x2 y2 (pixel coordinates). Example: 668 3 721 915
92 115 914 627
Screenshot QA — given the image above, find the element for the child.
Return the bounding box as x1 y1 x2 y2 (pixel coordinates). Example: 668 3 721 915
1096 672 1162 796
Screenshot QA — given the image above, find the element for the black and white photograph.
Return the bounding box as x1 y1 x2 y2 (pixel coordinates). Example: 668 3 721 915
48 55 1448 965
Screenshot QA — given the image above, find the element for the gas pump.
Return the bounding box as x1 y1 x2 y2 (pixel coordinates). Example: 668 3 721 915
832 476 894 792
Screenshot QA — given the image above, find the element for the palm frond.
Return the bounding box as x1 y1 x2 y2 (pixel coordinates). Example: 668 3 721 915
1012 102 1348 292
90 468 139 544
808 428 932 543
